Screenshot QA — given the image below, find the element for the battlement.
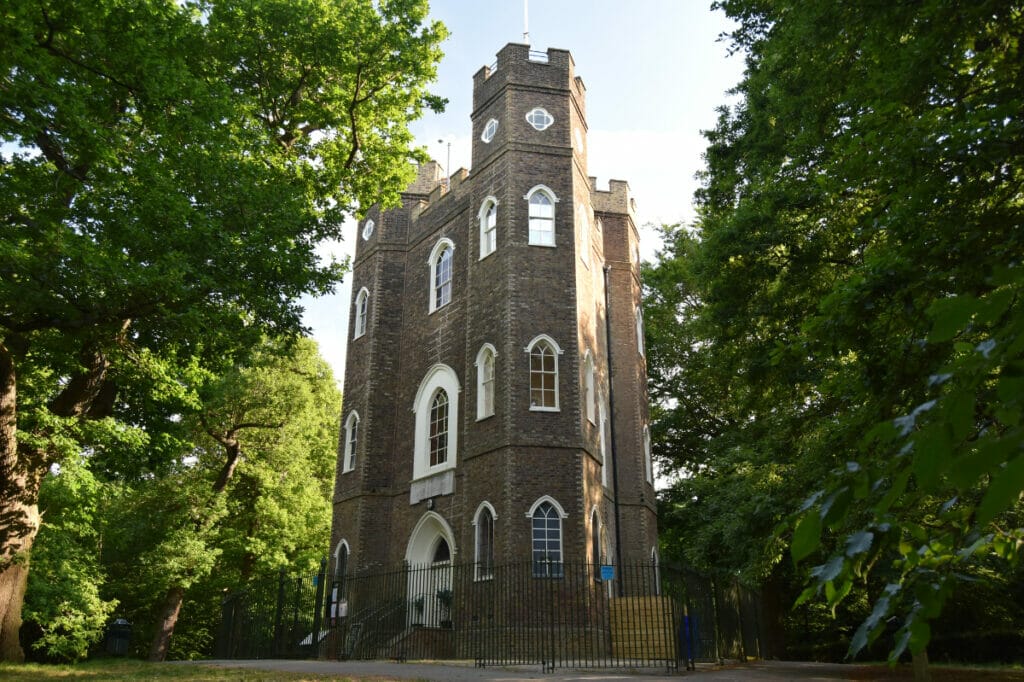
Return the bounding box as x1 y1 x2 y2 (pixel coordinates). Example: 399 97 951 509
402 161 444 199
473 43 576 114
589 177 636 217
412 167 470 220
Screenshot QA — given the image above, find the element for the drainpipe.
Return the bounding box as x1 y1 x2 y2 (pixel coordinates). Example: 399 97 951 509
603 264 624 597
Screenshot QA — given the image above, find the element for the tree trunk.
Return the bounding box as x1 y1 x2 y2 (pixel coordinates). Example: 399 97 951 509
0 342 37 663
0 501 37 664
0 339 117 661
148 421 265 661
148 585 185 662
0 339 24 659
912 650 931 682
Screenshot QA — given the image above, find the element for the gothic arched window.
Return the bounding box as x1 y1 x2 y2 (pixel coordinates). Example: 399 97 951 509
525 186 557 246
354 287 369 339
529 498 566 578
526 335 561 411
342 412 359 472
474 502 496 580
479 197 498 258
429 239 455 312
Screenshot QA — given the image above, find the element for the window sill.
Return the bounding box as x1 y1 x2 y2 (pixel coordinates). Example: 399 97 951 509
428 303 451 315
529 406 560 412
527 241 557 248
475 413 495 422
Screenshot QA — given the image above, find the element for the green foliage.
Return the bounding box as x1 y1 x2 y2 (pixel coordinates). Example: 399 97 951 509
100 337 341 658
23 460 118 661
647 0 1024 661
2 0 442 659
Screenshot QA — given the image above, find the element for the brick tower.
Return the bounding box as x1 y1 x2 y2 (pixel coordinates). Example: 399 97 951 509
329 43 657 617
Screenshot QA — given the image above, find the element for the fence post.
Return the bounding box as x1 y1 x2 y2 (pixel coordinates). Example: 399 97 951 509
311 557 327 657
273 567 287 656
711 576 723 663
217 593 233 658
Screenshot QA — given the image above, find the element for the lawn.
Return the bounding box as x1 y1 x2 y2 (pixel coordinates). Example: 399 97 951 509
0 659 395 681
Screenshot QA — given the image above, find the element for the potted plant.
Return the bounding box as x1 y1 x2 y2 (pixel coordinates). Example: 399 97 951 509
435 588 453 629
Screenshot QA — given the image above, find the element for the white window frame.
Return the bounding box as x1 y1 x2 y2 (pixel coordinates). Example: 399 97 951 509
527 496 567 578
475 343 497 420
362 219 375 240
525 185 558 247
473 501 497 581
525 334 563 411
478 197 498 259
652 546 661 595
428 238 455 313
354 287 369 339
428 390 450 468
644 425 653 484
525 107 554 131
342 411 359 473
636 304 645 356
333 539 350 577
584 351 595 424
481 117 499 143
412 364 460 480
332 539 350 611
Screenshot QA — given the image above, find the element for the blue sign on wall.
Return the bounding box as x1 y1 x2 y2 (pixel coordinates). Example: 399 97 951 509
600 565 615 581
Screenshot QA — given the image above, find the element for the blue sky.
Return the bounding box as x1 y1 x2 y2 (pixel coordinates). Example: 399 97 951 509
305 0 747 385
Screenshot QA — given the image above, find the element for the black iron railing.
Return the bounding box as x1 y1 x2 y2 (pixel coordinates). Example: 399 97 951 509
217 560 764 669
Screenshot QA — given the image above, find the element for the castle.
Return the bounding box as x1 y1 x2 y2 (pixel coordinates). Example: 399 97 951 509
328 43 657 611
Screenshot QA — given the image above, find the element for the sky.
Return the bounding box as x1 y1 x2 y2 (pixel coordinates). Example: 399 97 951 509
303 0 747 385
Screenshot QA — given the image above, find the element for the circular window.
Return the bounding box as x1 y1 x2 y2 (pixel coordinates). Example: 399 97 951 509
574 127 584 152
481 118 499 143
526 107 554 131
362 219 375 240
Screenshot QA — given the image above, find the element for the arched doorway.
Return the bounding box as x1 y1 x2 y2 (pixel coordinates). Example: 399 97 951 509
405 512 455 627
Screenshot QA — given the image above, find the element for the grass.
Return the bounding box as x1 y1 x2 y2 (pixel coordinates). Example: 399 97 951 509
0 659 396 682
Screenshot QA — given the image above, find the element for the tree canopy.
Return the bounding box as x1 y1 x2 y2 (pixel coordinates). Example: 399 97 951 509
647 0 1023 661
1 0 445 661
23 337 340 661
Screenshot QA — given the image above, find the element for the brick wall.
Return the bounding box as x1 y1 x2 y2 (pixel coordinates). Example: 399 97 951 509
330 43 656 580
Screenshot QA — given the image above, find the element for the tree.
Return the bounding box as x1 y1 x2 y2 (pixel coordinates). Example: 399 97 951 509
649 0 1023 664
139 337 340 661
21 459 118 662
26 336 342 660
0 0 444 660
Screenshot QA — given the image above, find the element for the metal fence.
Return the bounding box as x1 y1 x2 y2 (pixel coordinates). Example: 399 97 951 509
216 559 765 670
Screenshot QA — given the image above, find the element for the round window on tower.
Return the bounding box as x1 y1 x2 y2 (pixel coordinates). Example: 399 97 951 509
481 118 499 143
362 219 375 240
526 107 554 131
